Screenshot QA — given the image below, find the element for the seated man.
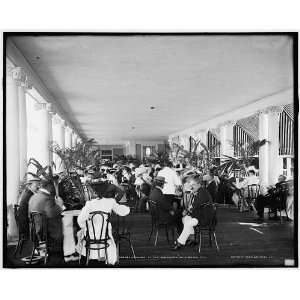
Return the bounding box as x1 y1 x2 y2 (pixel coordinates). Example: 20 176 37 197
28 180 64 256
149 176 182 233
254 174 289 221
18 177 41 240
173 174 214 250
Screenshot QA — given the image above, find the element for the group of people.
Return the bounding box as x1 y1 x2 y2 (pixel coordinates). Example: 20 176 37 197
16 159 293 265
17 166 131 264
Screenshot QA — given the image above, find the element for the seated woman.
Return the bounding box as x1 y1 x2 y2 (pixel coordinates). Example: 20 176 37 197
76 189 130 265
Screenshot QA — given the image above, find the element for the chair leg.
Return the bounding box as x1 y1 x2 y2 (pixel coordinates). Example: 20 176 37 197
171 228 175 243
44 244 48 265
86 246 90 266
148 223 154 241
165 226 169 243
154 229 159 246
105 245 109 265
19 239 25 256
115 240 120 264
198 231 202 254
285 209 289 220
97 249 101 262
209 232 212 247
78 251 82 265
128 239 136 259
213 232 220 251
14 239 21 257
29 245 36 265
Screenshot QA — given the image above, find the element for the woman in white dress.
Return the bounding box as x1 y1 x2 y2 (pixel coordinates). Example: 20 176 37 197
77 195 130 265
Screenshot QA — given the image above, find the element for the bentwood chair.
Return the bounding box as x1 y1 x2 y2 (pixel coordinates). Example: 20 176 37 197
194 203 219 254
29 211 49 265
269 187 289 223
81 211 111 266
13 204 27 257
148 200 175 246
247 184 260 213
182 191 194 211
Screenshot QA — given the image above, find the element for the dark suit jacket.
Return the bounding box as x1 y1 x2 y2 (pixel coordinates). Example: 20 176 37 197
18 188 34 238
191 187 215 228
28 190 63 241
149 186 173 223
206 181 218 203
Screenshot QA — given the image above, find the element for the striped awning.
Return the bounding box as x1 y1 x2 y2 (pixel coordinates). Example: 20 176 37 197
283 103 294 120
237 114 259 140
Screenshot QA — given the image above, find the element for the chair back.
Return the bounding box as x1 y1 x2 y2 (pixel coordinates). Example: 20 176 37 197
85 211 110 247
276 186 289 210
198 203 218 230
247 184 260 200
148 200 159 223
182 192 194 211
29 211 48 245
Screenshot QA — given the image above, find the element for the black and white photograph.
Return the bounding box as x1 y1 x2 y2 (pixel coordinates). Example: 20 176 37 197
2 32 298 268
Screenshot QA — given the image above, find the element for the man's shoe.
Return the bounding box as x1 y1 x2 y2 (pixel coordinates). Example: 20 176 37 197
70 252 80 261
172 241 183 251
64 255 73 263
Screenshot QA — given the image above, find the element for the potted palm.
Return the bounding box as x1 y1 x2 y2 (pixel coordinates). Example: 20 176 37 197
218 139 268 176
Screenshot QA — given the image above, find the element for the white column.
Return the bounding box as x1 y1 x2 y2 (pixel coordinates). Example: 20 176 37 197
6 66 22 238
220 120 235 159
48 104 55 164
18 73 32 181
71 131 78 148
258 112 269 186
258 106 282 186
52 114 66 172
65 126 72 149
34 103 52 166
267 107 282 185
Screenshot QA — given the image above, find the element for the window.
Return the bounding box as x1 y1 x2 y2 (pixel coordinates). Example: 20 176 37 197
145 147 151 157
143 146 155 157
101 150 112 161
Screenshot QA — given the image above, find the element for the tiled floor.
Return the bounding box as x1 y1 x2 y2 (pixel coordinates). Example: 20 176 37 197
4 205 296 268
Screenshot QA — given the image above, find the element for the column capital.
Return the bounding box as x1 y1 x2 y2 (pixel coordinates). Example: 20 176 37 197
65 126 73 134
208 127 221 139
7 66 33 89
34 102 47 111
22 76 33 89
258 105 284 115
34 102 54 113
7 66 26 86
219 120 236 128
52 113 65 126
46 103 56 115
